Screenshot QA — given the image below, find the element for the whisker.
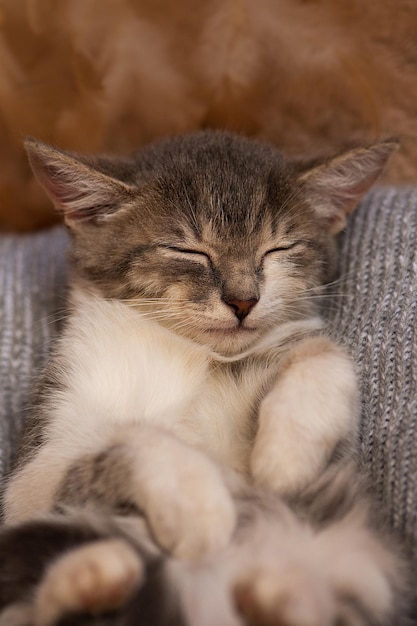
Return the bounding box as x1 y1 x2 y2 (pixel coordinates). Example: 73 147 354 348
31 310 70 334
114 298 189 304
276 184 304 216
300 273 358 295
294 293 352 302
174 179 200 233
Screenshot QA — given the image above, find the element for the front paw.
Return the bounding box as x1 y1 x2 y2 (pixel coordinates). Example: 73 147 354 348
250 337 358 495
250 434 314 495
143 452 236 561
250 388 323 494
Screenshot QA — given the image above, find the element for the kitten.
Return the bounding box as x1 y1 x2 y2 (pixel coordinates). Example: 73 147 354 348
0 131 410 625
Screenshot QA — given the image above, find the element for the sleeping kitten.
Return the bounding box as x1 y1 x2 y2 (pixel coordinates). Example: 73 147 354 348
0 131 410 625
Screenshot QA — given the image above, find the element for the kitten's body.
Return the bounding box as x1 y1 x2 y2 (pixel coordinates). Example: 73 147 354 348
13 287 323 478
1 132 411 625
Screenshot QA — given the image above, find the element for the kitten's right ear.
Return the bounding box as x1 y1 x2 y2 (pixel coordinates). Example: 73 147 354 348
298 139 398 234
25 138 134 226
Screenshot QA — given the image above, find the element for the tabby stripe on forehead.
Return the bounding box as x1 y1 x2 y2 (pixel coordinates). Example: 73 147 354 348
124 244 154 263
102 245 153 278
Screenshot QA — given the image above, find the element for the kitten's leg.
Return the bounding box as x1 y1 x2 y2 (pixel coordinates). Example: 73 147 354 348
251 336 358 494
3 446 74 523
0 512 148 626
226 466 409 626
4 424 236 561
0 472 408 626
34 538 143 626
53 425 236 561
232 516 403 626
0 510 190 626
158 469 408 626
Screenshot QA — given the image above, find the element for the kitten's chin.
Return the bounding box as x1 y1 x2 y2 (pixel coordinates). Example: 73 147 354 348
196 327 261 356
159 318 261 356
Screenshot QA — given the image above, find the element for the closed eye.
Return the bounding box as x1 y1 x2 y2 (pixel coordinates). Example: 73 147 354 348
160 245 212 265
264 241 301 256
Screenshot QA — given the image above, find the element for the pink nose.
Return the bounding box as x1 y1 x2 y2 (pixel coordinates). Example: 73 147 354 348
223 297 258 321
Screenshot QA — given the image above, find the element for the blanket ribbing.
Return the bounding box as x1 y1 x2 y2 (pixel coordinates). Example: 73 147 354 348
0 227 68 477
331 187 417 564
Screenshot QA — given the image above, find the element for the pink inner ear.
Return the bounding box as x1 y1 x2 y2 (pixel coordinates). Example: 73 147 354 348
30 157 104 223
37 172 89 221
41 175 75 208
27 140 129 225
28 155 75 210
305 141 397 226
331 170 382 214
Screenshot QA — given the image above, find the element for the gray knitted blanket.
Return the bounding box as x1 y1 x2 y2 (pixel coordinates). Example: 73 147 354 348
0 188 416 576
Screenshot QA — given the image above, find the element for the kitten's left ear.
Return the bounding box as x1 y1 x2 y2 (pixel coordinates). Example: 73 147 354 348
25 138 135 227
299 139 398 234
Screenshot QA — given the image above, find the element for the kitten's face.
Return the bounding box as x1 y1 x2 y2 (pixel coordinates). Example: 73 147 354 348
67 135 332 355
112 203 326 355
117 198 326 355
26 132 395 355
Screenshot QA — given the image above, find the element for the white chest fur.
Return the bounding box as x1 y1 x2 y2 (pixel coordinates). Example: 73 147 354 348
46 292 271 475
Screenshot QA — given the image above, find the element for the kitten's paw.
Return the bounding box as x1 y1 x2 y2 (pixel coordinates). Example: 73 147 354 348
251 337 357 495
34 539 143 626
145 460 236 561
250 389 319 494
250 436 314 495
234 566 333 626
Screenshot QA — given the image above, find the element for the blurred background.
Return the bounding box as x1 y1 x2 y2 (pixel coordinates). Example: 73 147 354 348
1 0 417 231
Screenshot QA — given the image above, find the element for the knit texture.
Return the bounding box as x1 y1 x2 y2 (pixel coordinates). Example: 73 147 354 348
329 187 417 564
0 189 416 571
0 227 69 478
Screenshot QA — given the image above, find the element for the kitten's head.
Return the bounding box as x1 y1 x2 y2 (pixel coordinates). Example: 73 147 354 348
26 132 395 356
